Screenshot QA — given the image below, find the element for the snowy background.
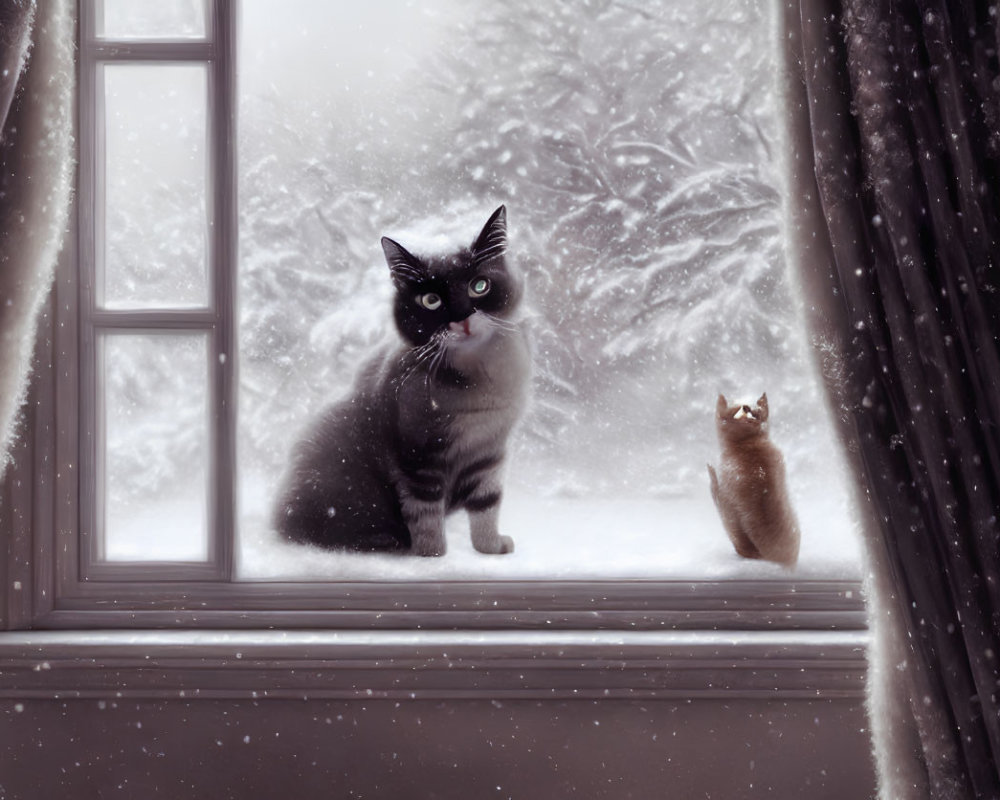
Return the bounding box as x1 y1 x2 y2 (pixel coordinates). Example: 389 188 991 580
235 0 861 579
101 0 862 577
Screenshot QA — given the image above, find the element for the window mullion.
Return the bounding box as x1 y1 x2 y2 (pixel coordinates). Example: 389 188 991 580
208 0 237 581
89 41 214 62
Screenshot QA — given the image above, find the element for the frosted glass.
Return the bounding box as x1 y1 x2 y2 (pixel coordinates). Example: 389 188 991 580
103 64 208 309
102 334 210 562
98 0 207 39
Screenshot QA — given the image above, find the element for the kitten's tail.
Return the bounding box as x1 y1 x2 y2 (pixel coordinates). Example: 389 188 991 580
707 464 720 507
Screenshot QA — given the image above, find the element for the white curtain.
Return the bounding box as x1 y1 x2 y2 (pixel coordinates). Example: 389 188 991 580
0 0 75 474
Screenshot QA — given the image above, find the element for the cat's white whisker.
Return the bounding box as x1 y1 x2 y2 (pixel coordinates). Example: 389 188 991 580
425 344 449 393
481 312 518 332
397 339 443 394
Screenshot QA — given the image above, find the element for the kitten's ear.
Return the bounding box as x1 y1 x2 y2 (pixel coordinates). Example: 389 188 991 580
756 393 769 421
472 205 507 264
716 394 728 417
381 236 424 287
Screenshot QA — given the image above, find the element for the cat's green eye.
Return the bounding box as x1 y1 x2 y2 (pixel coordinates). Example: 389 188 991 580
418 293 442 311
469 277 491 298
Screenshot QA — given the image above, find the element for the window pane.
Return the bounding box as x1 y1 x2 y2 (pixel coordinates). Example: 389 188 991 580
237 0 861 579
101 334 210 562
98 0 207 39
102 64 208 309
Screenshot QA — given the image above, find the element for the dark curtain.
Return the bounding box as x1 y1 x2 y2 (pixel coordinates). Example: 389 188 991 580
783 0 1000 797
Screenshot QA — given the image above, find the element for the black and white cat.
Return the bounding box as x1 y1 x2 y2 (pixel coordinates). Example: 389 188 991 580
273 206 530 556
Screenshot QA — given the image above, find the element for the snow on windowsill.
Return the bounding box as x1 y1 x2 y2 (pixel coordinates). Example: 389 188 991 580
237 482 863 583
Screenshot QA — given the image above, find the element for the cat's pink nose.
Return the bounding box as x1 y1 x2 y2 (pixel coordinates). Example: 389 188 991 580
449 319 472 336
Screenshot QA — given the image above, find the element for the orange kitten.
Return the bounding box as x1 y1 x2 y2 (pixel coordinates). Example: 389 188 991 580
707 393 800 567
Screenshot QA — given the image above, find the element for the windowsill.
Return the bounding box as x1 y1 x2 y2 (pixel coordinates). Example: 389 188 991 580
0 628 868 700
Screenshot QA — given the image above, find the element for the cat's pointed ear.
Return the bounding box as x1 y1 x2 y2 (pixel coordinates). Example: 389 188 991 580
716 394 728 417
381 236 424 287
472 205 507 264
756 393 769 421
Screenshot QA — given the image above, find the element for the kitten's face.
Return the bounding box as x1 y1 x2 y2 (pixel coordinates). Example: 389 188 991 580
716 393 770 441
381 206 522 348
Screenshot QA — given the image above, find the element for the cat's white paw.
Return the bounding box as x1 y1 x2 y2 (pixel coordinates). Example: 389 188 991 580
473 534 514 555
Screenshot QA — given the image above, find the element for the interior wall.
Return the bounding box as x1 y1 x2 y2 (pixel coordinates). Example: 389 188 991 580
0 696 874 798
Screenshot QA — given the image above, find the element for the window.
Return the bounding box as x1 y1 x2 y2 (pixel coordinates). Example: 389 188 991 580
3 0 865 634
78 0 236 583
